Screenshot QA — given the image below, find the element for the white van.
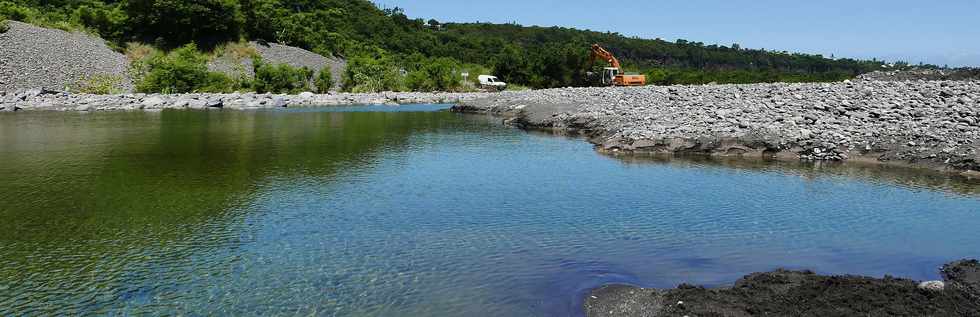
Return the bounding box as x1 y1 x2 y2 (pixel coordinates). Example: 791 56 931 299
478 75 507 91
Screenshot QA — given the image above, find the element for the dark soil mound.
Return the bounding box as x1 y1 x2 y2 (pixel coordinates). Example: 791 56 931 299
586 259 980 316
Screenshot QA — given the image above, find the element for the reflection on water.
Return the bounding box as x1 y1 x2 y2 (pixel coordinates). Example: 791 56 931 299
610 154 980 196
1 106 978 316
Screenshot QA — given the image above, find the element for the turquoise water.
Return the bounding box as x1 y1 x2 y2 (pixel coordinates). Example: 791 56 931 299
1 105 978 316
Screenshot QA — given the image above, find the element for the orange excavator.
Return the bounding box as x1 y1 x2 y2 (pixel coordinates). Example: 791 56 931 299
589 44 646 86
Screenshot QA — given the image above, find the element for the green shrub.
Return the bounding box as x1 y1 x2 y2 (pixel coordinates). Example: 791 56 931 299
71 3 126 43
0 1 86 33
125 42 159 84
461 63 492 86
135 43 210 93
73 74 123 94
1 1 33 22
0 20 8 33
201 72 245 93
252 58 313 94
405 57 462 92
314 68 334 93
342 54 403 93
403 70 428 92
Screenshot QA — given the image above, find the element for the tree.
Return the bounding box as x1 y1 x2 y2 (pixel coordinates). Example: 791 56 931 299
252 58 313 94
315 68 334 93
136 44 210 93
126 0 245 47
342 52 403 93
405 57 462 91
492 45 531 85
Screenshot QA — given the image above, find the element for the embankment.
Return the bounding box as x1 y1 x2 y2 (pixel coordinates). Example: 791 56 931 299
0 91 485 111
453 80 980 173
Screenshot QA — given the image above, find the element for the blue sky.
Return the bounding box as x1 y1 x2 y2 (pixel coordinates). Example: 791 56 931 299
374 0 980 67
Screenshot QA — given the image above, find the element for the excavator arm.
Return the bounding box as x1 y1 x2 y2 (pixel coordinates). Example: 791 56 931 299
590 44 622 69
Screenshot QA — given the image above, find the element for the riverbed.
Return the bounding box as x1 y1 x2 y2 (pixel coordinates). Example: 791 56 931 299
1 105 978 316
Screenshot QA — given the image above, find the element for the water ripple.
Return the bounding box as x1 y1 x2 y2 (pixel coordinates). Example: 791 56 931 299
0 107 978 316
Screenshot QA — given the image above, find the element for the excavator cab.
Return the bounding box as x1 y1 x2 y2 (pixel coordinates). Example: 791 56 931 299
601 67 620 86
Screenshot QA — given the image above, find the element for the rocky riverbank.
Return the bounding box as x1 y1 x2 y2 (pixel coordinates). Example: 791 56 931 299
585 259 980 317
453 80 980 173
0 90 486 112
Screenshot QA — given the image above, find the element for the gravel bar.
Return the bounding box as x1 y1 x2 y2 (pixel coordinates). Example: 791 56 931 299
453 80 980 173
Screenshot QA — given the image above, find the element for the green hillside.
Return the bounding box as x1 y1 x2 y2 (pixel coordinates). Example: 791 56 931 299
1 0 887 91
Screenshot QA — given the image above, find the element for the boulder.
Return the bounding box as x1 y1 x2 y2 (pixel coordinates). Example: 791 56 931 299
141 96 166 109
917 280 945 291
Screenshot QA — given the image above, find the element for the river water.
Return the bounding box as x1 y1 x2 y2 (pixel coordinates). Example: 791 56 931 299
1 105 978 316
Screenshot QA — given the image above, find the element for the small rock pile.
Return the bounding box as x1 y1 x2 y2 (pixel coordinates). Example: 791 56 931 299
456 80 980 171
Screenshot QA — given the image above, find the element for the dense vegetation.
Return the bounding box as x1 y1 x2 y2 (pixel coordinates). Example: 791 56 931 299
127 43 319 93
2 0 901 92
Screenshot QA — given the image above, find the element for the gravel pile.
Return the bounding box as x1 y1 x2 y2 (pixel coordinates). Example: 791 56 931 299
455 80 980 172
0 91 485 112
0 21 132 93
208 41 347 91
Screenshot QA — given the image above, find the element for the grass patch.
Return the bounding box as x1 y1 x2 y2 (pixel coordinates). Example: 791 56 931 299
72 74 123 94
0 20 9 33
124 42 159 84
124 42 156 61
213 41 258 61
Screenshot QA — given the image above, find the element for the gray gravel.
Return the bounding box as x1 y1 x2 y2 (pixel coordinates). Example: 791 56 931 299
0 21 132 92
0 91 486 112
208 41 346 91
454 80 980 172
859 69 980 81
